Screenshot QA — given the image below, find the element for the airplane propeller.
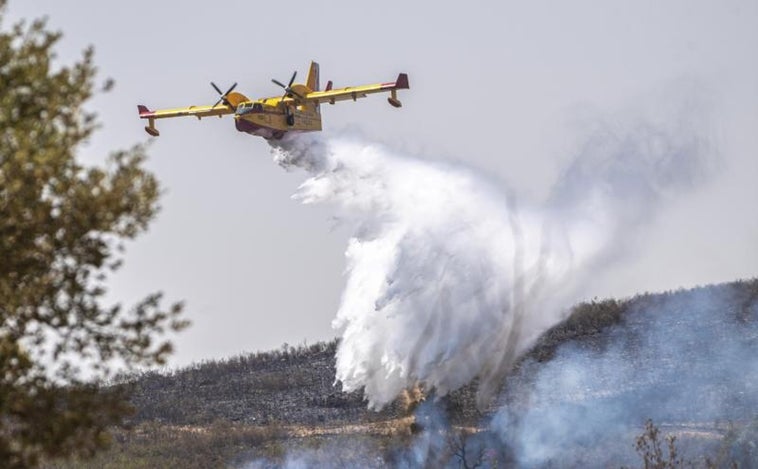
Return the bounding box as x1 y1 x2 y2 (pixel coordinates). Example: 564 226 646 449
272 71 302 126
210 81 238 109
271 71 304 100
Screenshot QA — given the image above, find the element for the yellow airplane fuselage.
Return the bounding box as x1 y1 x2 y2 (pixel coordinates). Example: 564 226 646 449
234 98 322 140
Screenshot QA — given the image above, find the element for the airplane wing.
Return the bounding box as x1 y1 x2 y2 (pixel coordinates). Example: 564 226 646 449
138 89 250 136
137 104 234 136
303 73 409 106
137 103 234 121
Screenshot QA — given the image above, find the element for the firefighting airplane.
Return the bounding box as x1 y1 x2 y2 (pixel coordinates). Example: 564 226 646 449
137 62 409 140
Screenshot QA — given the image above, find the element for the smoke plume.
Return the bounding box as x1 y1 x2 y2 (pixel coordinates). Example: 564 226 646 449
491 281 758 466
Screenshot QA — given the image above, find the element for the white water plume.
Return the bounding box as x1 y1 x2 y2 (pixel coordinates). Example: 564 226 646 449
270 135 600 409
266 91 710 410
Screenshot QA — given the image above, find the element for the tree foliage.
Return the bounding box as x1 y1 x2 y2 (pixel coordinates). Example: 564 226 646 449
0 1 186 466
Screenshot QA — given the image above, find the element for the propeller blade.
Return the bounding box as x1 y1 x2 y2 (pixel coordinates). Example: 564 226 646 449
274 71 301 103
210 82 238 109
223 82 238 96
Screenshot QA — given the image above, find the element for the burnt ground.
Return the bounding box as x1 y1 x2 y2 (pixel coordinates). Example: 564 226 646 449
126 338 486 429
84 278 758 467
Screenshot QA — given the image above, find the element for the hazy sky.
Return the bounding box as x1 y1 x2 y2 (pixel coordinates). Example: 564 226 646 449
7 1 757 367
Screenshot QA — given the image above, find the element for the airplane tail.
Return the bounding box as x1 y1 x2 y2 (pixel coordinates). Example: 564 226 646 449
306 61 321 113
306 61 320 91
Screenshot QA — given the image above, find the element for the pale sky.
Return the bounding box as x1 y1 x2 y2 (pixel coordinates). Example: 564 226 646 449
7 1 758 368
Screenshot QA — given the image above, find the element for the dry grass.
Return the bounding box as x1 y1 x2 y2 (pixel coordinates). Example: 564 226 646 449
286 416 416 438
43 421 286 469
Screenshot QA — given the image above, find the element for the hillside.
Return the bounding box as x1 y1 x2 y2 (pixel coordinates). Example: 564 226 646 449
47 278 758 468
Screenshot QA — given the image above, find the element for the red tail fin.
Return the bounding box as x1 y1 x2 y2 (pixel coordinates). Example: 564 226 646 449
137 105 153 117
395 73 409 89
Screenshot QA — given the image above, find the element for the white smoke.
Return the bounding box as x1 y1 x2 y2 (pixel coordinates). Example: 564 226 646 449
491 281 758 467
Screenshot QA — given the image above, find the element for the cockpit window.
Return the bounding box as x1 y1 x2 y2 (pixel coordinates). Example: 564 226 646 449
253 103 263 111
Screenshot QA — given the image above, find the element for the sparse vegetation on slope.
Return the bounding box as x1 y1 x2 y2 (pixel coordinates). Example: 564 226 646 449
46 278 758 467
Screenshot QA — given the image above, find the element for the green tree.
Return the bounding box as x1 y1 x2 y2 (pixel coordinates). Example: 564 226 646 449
0 2 186 466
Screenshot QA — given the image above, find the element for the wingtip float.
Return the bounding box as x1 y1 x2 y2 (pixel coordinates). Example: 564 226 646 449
137 62 410 140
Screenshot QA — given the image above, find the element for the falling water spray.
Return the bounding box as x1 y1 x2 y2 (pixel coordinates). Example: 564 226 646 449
269 134 610 409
